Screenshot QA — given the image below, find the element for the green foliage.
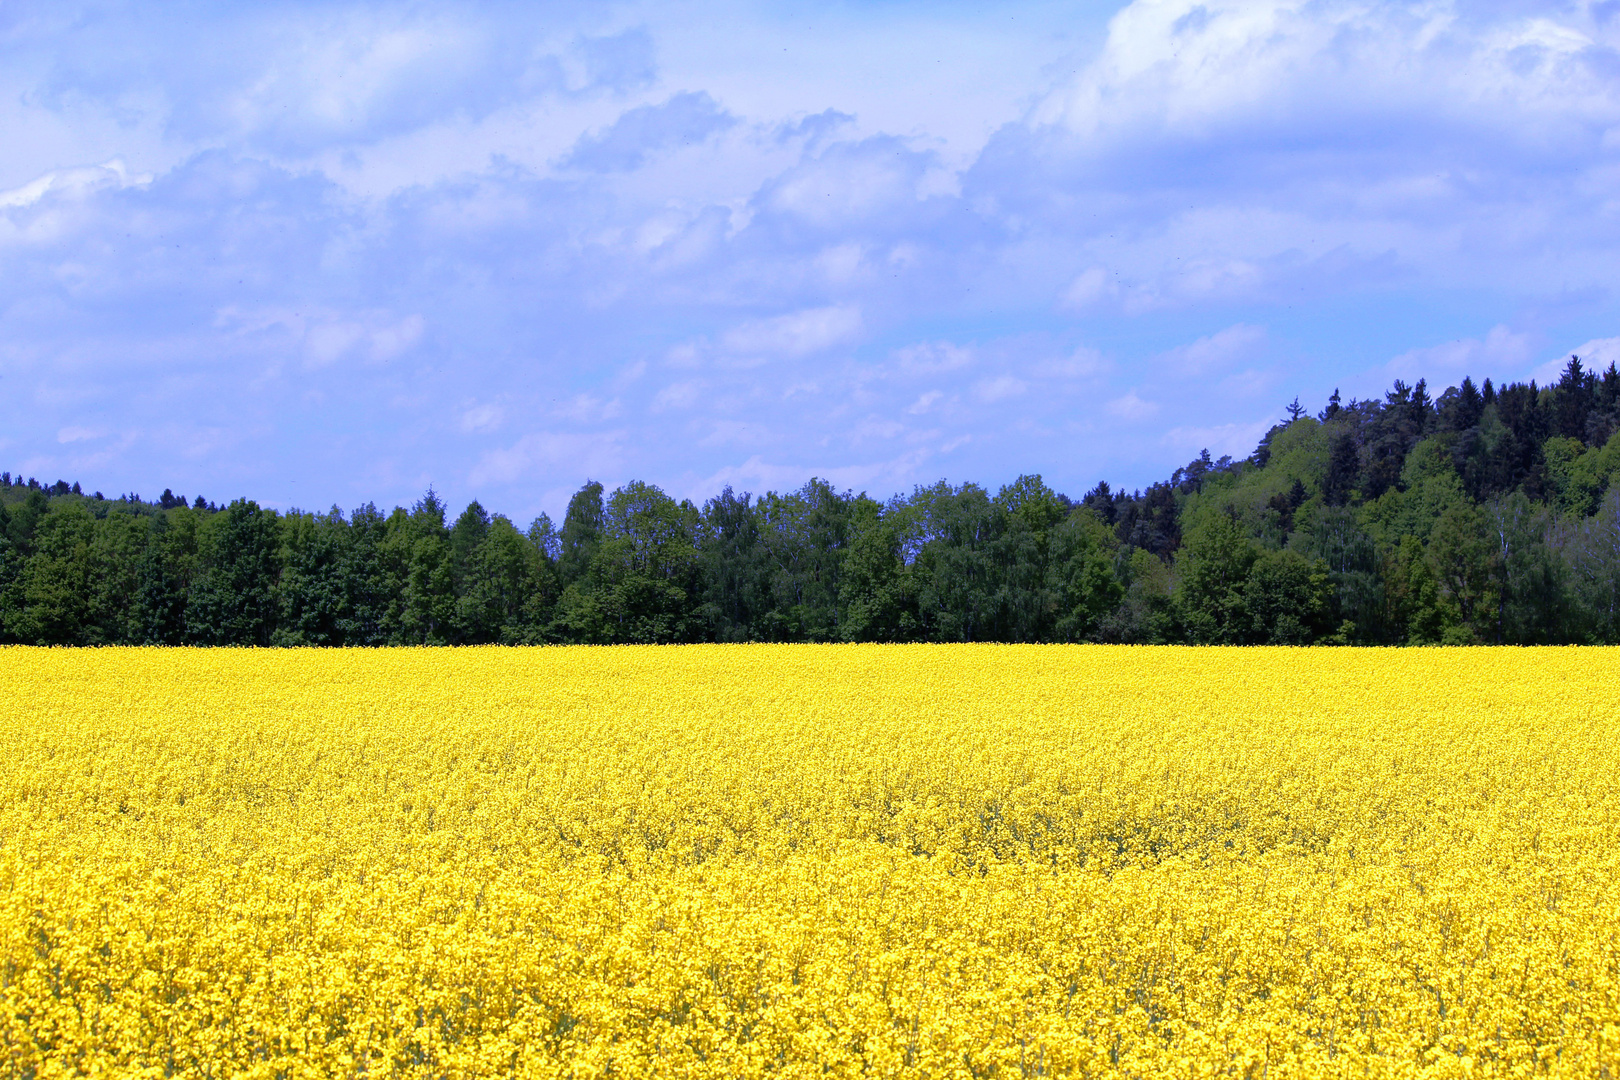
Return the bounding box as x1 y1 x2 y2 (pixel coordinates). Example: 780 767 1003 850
838 497 917 643
696 487 767 642
1047 510 1123 642
0 505 18 644
1546 429 1620 517
459 515 544 644
1426 502 1494 643
186 499 281 646
599 481 702 643
1384 535 1446 645
1568 487 1620 642
908 481 1004 642
1295 506 1384 643
12 502 96 645
1258 417 1329 495
135 509 195 645
1176 512 1259 644
391 489 457 645
1095 547 1175 643
558 482 604 588
1243 549 1332 645
1486 494 1568 645
87 510 147 644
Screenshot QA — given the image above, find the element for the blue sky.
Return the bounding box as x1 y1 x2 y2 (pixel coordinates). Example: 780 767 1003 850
3 0 1619 519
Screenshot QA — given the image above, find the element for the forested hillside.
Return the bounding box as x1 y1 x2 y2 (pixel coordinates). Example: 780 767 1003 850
5 356 1620 646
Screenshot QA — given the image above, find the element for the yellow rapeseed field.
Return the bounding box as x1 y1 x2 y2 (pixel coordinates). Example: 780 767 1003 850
1 645 1617 1079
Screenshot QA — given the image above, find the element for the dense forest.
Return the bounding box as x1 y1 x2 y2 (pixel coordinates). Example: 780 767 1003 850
5 357 1620 647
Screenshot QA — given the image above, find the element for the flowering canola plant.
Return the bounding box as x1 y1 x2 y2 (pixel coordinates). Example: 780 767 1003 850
1 645 1618 1078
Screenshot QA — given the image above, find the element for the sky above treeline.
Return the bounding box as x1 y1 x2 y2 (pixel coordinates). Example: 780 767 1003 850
3 0 1619 519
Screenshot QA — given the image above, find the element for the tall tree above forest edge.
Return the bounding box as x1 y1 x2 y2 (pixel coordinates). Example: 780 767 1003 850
559 481 605 587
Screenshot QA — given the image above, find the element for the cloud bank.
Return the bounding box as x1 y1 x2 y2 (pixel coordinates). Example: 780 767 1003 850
2 0 1618 518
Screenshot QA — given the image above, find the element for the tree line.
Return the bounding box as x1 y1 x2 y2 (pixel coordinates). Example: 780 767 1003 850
5 357 1620 646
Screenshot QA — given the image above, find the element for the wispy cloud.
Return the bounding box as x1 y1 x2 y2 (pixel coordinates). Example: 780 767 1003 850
719 306 863 362
1386 326 1536 384
1108 392 1159 421
562 92 736 172
1157 324 1267 376
973 376 1027 403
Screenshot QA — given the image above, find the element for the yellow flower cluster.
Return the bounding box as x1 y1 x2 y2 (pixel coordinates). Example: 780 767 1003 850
2 645 1618 1078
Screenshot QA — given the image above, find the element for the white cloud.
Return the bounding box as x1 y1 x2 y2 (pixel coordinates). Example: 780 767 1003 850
1531 337 1620 385
1038 0 1618 146
814 242 866 284
6 0 1620 521
694 446 939 503
214 306 424 369
304 322 368 367
1387 325 1535 383
469 431 625 488
906 390 945 415
1159 419 1274 460
1031 346 1108 380
760 137 939 228
368 315 425 362
720 305 863 361
973 375 1028 403
306 313 422 367
1171 260 1265 303
852 416 905 441
553 394 624 424
692 454 813 496
459 403 504 434
894 341 974 375
1217 367 1275 400
1529 340 1620 386
1063 267 1117 309
0 161 150 211
651 380 704 413
562 92 736 172
1158 324 1267 376
1108 391 1159 420
1571 337 1620 370
665 342 705 368
1065 260 1271 316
